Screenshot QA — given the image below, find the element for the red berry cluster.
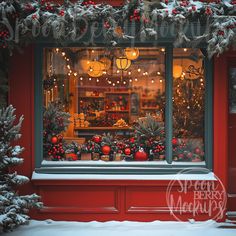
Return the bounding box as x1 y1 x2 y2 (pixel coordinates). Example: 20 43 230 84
0 30 9 39
82 1 96 6
218 30 225 36
172 9 179 15
48 142 65 160
32 14 38 20
59 10 65 17
45 3 54 12
232 0 236 4
191 5 197 12
153 144 165 154
56 117 64 127
104 21 110 29
205 7 212 15
173 142 186 152
129 9 141 22
227 24 236 29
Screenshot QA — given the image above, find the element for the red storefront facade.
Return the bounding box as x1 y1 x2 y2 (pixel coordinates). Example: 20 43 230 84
6 0 236 222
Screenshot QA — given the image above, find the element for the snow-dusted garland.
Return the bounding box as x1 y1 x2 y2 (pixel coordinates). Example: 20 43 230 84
0 0 236 57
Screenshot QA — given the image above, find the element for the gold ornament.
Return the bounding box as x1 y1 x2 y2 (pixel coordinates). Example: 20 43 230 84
87 61 105 77
173 65 183 79
124 48 139 60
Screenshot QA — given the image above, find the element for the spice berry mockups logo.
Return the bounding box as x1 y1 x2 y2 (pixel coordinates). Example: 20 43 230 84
166 168 227 222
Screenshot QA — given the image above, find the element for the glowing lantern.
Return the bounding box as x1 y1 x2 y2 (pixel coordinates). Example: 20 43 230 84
116 57 131 71
99 57 111 70
80 59 91 72
87 61 105 77
124 48 139 60
173 65 183 79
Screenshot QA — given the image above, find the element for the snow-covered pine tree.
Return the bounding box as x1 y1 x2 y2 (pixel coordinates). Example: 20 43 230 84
0 105 43 233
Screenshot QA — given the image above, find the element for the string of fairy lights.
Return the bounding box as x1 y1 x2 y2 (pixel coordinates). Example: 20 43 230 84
44 47 204 93
48 48 165 87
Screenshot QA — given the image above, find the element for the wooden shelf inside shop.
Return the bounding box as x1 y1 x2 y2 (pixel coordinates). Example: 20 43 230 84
105 92 130 95
74 126 132 130
105 110 129 112
78 96 105 98
141 107 159 110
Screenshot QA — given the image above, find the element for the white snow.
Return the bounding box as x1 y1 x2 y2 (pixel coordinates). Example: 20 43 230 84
5 219 236 236
42 160 206 166
32 171 216 180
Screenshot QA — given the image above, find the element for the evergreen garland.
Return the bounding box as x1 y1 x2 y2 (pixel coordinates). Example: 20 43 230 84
0 0 235 56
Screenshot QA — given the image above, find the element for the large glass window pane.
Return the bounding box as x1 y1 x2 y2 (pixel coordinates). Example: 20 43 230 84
42 47 165 162
172 48 205 162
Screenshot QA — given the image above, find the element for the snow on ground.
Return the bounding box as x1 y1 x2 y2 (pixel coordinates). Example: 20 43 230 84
5 220 236 236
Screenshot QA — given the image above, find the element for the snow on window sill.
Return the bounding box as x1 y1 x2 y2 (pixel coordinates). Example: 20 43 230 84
31 171 216 181
41 160 206 166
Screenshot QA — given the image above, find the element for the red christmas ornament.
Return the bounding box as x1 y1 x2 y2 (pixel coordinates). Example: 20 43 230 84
93 135 102 143
59 10 65 16
32 14 38 20
195 147 201 154
172 138 178 146
129 137 135 143
51 136 58 144
66 153 78 161
101 145 111 155
205 7 212 15
124 147 131 155
178 153 184 159
134 149 148 161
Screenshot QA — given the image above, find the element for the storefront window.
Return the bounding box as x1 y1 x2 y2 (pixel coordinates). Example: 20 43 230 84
172 49 205 162
39 46 208 167
42 47 166 161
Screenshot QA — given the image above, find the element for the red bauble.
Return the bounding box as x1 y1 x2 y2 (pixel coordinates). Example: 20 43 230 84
124 147 131 155
66 153 78 161
134 149 148 161
195 147 201 154
51 136 58 144
93 135 102 143
129 137 135 143
172 138 178 146
101 145 111 155
178 153 184 159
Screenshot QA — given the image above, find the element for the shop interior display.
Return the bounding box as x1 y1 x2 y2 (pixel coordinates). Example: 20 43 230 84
43 47 205 162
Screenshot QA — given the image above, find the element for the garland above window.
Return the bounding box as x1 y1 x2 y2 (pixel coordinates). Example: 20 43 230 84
0 0 236 57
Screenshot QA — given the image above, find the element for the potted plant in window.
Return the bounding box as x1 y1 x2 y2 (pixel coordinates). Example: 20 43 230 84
133 114 165 161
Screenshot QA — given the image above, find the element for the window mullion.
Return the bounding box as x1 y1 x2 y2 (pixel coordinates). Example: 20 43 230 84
204 56 213 171
165 46 173 164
